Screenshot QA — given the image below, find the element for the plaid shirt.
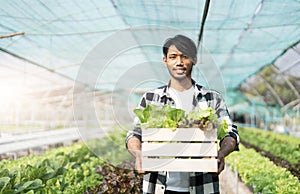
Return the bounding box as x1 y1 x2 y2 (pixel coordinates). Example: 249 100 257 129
126 81 239 194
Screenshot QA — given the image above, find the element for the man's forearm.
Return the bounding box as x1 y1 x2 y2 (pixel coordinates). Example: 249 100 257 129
213 136 237 175
127 136 145 173
127 136 142 158
219 136 237 157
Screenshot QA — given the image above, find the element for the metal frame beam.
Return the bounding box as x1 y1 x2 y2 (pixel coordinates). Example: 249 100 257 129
257 74 284 106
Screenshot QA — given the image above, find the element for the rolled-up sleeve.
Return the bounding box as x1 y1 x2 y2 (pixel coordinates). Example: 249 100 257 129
125 117 142 149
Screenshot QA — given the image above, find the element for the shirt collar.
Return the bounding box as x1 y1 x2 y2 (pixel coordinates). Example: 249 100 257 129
160 79 207 99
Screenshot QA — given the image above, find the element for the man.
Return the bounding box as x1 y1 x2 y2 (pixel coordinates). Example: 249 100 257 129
126 35 239 194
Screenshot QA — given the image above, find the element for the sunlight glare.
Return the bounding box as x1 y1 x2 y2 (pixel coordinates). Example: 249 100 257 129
0 84 25 104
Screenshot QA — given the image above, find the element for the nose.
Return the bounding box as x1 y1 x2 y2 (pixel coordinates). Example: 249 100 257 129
176 56 184 65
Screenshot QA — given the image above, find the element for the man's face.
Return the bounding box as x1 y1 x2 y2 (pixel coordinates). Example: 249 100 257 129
163 45 194 81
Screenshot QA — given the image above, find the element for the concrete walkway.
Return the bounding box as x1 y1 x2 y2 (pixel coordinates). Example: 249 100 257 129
220 164 253 194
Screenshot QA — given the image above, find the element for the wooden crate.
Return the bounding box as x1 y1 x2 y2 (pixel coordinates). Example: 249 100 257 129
142 128 218 172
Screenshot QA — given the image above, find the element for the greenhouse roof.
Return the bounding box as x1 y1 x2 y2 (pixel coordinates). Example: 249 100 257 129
0 0 299 110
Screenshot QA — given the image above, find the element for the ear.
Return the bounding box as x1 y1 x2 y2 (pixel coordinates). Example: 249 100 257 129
193 57 197 65
163 56 167 65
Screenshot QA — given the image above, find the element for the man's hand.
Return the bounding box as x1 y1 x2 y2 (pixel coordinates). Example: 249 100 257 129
217 150 225 173
212 136 236 176
134 150 146 174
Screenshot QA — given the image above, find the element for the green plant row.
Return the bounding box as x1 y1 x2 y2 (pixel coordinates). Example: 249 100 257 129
0 129 131 194
0 143 103 194
239 127 300 164
86 129 131 166
241 127 300 145
226 145 300 194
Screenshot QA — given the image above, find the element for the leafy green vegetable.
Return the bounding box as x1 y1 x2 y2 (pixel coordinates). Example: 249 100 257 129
240 127 300 165
0 128 131 194
226 145 300 193
133 104 230 138
188 108 213 120
217 120 228 139
134 104 185 131
187 107 218 127
0 177 10 192
165 105 185 123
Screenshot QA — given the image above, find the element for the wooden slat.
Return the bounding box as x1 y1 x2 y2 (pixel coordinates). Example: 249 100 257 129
142 128 217 142
142 158 218 172
141 128 218 172
142 142 217 157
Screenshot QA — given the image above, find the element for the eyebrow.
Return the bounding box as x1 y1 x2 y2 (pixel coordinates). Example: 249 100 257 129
168 53 187 57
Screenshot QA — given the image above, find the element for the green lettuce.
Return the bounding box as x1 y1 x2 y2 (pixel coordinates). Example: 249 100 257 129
134 104 185 131
133 104 230 138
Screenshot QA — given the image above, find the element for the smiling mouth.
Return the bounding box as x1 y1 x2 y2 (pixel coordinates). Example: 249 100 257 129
174 68 186 74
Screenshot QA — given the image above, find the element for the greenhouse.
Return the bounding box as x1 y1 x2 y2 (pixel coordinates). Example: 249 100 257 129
0 0 299 193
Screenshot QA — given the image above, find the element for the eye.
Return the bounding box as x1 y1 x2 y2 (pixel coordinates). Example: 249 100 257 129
183 55 189 59
169 55 176 59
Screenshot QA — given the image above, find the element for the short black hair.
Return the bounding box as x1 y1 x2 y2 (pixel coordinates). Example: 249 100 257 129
163 35 197 62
